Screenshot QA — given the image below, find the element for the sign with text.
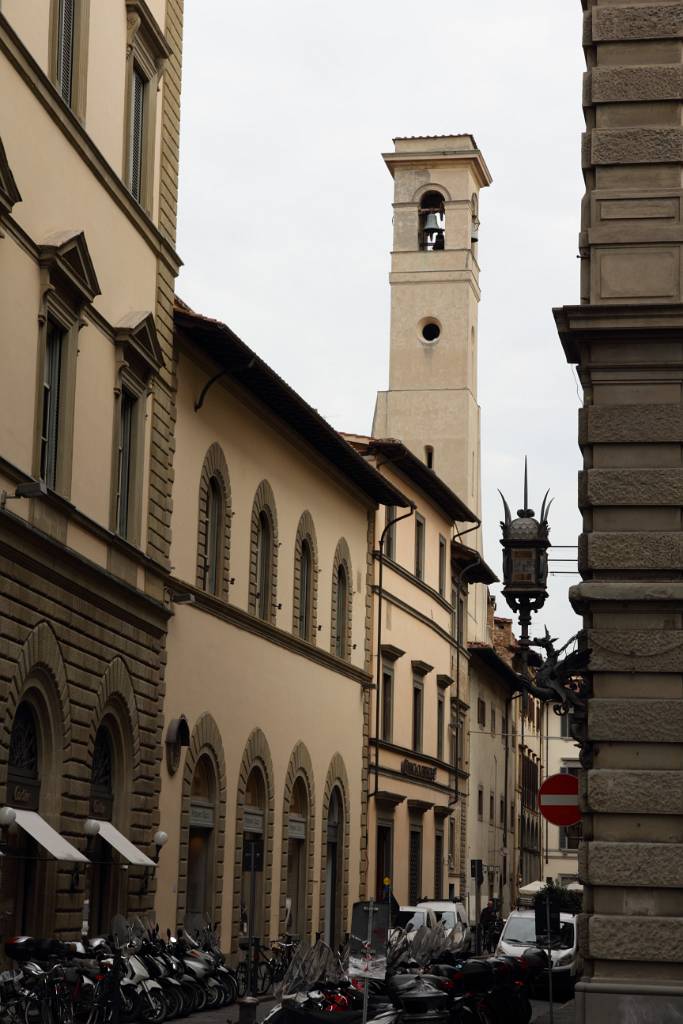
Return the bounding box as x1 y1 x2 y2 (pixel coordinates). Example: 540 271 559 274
349 900 389 980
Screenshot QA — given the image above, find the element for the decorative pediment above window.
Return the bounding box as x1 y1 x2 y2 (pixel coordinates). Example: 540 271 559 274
114 311 164 379
38 230 101 307
126 0 172 74
0 136 21 218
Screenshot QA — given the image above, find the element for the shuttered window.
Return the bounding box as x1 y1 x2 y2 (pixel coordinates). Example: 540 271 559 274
116 390 136 538
129 67 146 202
40 323 63 489
409 828 422 905
56 0 75 106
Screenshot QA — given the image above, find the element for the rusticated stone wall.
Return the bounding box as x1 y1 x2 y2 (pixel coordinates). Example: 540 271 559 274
554 2 683 1020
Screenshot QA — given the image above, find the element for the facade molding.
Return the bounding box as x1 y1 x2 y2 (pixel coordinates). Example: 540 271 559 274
0 13 181 274
0 133 21 217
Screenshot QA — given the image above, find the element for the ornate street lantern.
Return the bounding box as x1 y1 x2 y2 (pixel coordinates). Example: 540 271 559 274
499 460 552 667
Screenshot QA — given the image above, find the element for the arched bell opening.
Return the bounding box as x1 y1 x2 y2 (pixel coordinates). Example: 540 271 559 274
419 191 445 251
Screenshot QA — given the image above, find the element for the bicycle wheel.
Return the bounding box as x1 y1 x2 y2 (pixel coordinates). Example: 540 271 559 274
255 962 272 996
235 963 248 999
219 974 238 1008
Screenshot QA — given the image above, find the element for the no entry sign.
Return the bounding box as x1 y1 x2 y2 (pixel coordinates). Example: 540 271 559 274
538 772 581 827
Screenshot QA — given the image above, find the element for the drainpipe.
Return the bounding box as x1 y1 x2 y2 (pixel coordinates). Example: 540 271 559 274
373 503 417 796
451 551 482 806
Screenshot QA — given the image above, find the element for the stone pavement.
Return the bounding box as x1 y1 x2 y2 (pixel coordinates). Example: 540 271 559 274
533 999 576 1024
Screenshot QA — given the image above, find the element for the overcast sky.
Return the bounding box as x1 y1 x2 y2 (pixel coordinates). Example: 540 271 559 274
176 1 587 645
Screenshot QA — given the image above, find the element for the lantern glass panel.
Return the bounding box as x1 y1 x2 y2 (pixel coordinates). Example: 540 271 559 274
510 548 536 585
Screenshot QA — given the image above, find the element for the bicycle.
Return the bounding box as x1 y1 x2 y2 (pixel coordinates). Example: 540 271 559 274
235 938 273 998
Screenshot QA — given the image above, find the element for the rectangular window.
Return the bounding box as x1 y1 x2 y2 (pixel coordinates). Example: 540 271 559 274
502 714 508 741
434 831 444 900
438 535 447 596
415 514 425 580
437 691 445 760
376 824 393 900
381 665 393 742
500 798 505 826
412 681 423 752
489 791 494 821
40 322 64 489
457 595 465 646
477 698 486 728
561 711 572 739
409 828 422 905
448 818 456 868
116 390 136 538
477 787 484 819
56 0 75 105
385 506 396 561
128 66 146 202
491 707 496 735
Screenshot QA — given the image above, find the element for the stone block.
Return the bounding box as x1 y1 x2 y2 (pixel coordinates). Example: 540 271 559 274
579 402 681 446
589 914 683 962
592 5 683 43
589 698 683 742
590 628 683 672
591 64 683 103
585 841 683 887
584 468 683 505
588 532 683 570
588 768 683 814
592 127 683 165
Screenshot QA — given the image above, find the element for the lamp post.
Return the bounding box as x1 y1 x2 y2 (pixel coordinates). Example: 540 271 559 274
498 460 552 676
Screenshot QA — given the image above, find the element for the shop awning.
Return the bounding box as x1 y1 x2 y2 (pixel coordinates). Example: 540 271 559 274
14 810 89 863
95 820 155 867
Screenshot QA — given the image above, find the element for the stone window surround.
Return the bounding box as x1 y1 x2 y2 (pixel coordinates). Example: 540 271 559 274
48 0 91 123
195 443 232 599
33 232 101 501
231 729 275 948
292 511 318 643
248 480 279 625
318 754 350 947
123 0 171 214
330 537 353 660
278 742 316 940
109 364 147 547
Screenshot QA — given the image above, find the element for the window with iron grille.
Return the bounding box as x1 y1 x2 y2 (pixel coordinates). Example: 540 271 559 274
434 832 444 900
128 66 146 202
409 828 422 904
116 390 136 539
40 322 64 490
56 0 75 105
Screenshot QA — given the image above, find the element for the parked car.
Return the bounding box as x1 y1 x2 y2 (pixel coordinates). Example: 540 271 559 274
417 899 472 951
390 905 437 941
495 909 581 996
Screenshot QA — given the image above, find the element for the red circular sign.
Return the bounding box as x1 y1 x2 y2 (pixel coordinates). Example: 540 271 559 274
538 772 581 827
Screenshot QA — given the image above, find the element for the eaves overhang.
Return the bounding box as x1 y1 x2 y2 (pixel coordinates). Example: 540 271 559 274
452 540 498 584
174 303 410 509
468 644 521 696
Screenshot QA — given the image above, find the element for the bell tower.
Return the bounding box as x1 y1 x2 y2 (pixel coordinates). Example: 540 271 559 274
373 135 492 517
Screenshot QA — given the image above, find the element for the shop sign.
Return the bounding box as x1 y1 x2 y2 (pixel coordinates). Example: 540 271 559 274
9 781 39 811
244 808 264 834
190 802 214 829
401 759 437 782
288 815 306 840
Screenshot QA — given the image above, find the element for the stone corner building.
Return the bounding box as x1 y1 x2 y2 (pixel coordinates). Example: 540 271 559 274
0 0 183 936
555 1 683 1020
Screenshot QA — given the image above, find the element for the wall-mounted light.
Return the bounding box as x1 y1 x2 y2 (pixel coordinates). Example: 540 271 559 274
0 480 47 509
141 830 169 894
0 806 17 828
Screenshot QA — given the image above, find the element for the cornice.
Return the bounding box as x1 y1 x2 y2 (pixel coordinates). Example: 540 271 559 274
0 14 181 275
377 552 454 614
167 576 373 688
370 737 464 777
375 585 470 656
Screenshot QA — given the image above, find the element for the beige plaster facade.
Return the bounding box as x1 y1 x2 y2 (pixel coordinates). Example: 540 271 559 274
154 308 408 949
555 2 683 1018
0 0 183 937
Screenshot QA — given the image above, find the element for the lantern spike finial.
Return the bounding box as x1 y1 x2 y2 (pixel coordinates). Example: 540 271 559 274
524 456 528 512
498 490 512 530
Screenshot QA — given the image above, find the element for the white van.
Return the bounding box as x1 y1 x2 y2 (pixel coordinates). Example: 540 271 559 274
495 910 581 996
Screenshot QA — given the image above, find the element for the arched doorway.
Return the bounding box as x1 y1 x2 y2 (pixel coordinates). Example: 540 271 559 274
324 787 344 948
0 701 47 936
89 720 125 935
285 778 308 937
186 753 217 933
241 768 266 939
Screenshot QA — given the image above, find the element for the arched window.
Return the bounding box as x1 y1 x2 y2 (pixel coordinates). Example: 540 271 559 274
293 513 318 642
419 191 445 251
4 702 42 936
242 767 267 938
187 753 218 933
197 444 231 599
324 786 344 947
335 565 348 659
285 777 309 937
89 721 123 935
331 539 352 660
256 511 272 621
205 476 223 595
298 540 313 639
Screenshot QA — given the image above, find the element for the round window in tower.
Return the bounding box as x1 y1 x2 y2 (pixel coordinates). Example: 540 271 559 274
419 318 442 345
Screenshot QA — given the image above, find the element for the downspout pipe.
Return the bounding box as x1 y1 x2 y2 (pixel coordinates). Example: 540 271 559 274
373 503 417 796
451 551 483 805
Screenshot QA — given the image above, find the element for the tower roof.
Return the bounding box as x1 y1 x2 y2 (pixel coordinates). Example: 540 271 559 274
383 134 492 188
